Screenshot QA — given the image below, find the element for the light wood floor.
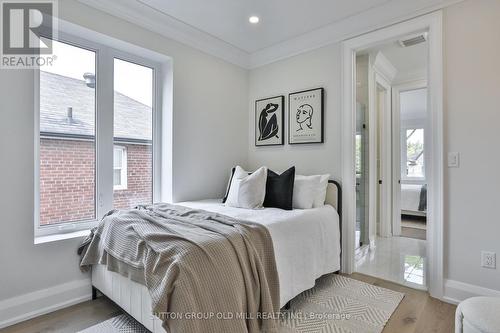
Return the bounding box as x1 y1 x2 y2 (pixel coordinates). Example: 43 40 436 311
1 273 456 333
348 273 456 333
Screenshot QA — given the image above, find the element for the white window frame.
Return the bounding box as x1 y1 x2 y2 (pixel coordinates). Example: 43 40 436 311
34 25 163 241
113 145 128 190
401 127 426 181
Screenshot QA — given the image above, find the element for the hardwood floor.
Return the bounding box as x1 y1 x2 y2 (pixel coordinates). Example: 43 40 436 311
0 297 121 333
348 273 456 333
1 273 456 333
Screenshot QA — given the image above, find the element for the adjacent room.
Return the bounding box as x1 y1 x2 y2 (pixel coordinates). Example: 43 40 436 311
355 35 429 290
1 1 499 333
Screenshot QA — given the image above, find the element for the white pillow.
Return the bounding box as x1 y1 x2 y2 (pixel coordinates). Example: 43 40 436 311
293 175 321 209
225 166 267 209
313 174 330 208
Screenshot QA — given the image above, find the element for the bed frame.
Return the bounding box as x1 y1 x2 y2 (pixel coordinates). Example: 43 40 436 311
91 180 342 332
326 180 342 249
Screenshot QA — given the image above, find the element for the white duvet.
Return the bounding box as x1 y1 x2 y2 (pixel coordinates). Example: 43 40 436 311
178 199 341 307
401 184 424 213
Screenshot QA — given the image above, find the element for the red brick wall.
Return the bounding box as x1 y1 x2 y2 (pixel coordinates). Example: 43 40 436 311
113 144 153 209
39 138 152 225
40 138 96 225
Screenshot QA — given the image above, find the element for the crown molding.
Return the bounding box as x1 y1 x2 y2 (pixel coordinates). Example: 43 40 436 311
373 52 398 83
249 0 464 68
78 0 251 68
78 0 464 70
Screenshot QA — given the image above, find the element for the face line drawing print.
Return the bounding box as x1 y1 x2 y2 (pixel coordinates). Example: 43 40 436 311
296 104 313 132
258 102 280 141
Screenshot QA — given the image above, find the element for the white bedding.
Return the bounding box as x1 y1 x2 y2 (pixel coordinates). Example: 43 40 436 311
178 199 341 307
401 184 424 213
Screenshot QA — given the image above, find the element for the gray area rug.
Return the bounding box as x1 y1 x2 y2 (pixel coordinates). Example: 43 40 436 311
79 274 404 333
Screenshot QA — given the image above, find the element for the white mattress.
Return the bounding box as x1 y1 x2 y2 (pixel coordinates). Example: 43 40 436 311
179 199 341 307
401 184 425 213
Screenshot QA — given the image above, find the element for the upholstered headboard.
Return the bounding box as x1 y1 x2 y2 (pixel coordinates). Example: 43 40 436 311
325 180 342 256
325 180 342 216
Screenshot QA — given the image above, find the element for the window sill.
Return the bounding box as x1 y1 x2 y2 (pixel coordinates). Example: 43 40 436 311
35 229 90 245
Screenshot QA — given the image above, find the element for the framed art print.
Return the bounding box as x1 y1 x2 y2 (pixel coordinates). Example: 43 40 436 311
255 95 285 146
288 88 324 144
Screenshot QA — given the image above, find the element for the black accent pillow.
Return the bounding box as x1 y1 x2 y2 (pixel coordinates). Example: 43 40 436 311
263 167 295 210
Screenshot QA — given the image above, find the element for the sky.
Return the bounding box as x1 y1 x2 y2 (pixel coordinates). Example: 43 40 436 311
41 39 153 107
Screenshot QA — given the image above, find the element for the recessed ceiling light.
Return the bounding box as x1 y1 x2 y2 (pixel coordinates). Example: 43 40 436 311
249 16 260 24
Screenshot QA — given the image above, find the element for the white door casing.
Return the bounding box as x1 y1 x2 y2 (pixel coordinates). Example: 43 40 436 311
341 11 443 299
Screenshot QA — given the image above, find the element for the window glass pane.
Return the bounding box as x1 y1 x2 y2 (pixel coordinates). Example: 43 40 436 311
406 129 424 178
113 147 122 168
39 39 96 225
113 58 153 208
400 88 426 179
113 169 122 186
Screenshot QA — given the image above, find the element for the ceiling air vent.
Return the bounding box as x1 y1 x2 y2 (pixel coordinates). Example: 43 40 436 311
398 33 427 47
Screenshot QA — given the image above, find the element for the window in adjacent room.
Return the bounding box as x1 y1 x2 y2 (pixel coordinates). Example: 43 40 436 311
403 128 425 179
399 87 427 180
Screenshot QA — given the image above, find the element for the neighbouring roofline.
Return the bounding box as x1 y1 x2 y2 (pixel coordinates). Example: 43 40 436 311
40 132 152 145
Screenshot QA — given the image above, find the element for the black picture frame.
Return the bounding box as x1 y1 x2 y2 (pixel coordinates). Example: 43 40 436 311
255 95 285 146
288 88 324 144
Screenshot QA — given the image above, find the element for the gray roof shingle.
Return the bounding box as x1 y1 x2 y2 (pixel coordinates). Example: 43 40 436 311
40 71 152 141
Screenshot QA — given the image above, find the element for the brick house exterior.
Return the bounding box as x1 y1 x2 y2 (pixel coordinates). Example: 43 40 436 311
39 71 152 225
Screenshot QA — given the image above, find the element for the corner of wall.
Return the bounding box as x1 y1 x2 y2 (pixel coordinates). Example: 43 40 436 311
443 279 500 305
0 278 92 329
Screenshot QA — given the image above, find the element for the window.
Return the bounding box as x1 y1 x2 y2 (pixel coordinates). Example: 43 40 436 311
402 128 425 179
36 32 161 238
38 39 96 226
113 58 153 209
113 146 127 190
399 88 426 180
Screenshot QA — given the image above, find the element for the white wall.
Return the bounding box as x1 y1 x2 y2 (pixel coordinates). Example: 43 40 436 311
0 0 248 326
443 0 500 293
247 43 341 177
247 0 500 298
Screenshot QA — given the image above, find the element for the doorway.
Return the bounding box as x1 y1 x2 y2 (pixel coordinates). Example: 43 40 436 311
393 82 428 241
341 12 444 298
355 42 429 290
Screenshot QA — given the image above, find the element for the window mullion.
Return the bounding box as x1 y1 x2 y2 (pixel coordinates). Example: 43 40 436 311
96 48 114 219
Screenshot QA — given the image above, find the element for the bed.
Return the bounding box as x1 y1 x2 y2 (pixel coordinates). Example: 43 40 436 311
401 183 427 217
89 181 342 333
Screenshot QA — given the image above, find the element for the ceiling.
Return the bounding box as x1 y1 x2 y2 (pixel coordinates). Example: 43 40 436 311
139 0 391 53
374 40 428 77
79 0 463 68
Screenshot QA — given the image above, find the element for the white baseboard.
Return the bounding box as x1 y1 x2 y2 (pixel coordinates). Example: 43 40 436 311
0 278 92 329
443 279 500 304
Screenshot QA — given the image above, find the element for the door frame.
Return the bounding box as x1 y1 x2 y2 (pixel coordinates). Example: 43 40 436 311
341 11 444 299
373 71 393 238
392 79 428 237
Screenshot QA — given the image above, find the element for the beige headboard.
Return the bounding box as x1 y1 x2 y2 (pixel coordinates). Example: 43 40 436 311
325 180 342 260
325 180 342 214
